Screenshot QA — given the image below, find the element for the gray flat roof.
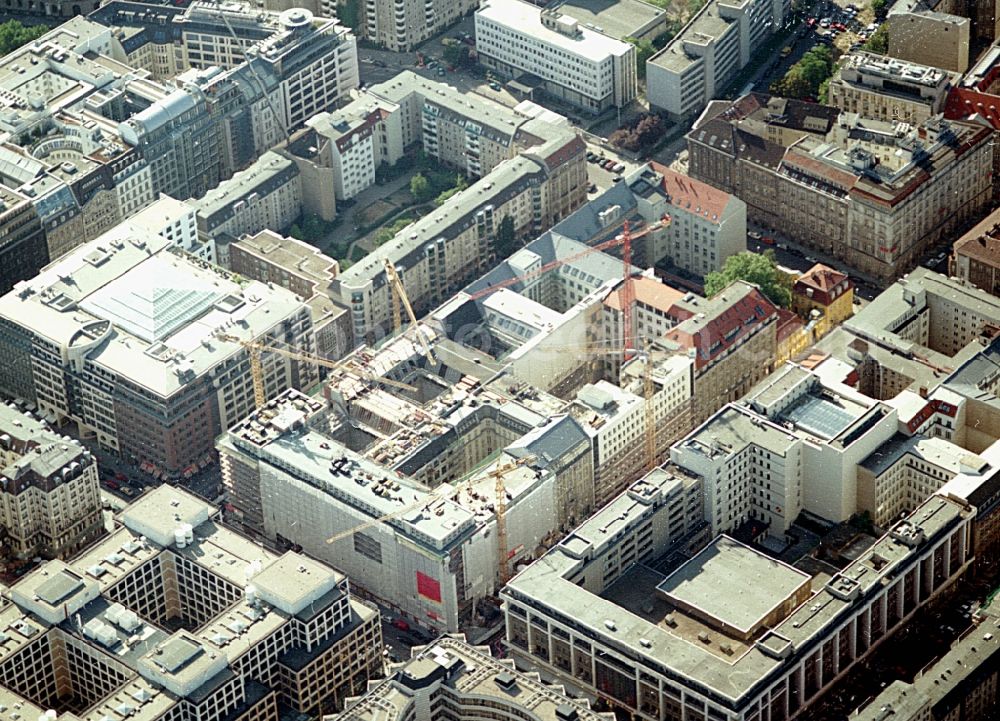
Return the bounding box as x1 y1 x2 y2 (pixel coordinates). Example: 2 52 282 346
556 0 666 40
657 536 811 634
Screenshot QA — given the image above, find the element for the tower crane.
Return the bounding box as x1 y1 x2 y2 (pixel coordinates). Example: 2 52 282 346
323 456 533 546
218 334 416 409
493 455 533 585
643 337 657 472
383 259 437 365
464 215 671 360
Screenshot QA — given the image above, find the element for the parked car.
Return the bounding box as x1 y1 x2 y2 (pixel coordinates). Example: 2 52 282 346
120 486 136 498
748 231 763 240
613 163 625 173
587 151 597 162
104 478 120 490
392 618 411 632
780 46 792 57
588 183 597 193
489 81 501 91
820 17 831 27
602 159 615 170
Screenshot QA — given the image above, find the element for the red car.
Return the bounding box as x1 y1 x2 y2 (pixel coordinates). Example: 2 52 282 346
392 618 411 632
104 478 120 490
806 17 816 26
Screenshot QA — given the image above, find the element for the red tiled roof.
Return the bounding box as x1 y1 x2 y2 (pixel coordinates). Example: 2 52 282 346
795 264 849 293
664 284 778 370
945 86 1000 131
648 161 732 223
603 276 691 316
776 308 804 344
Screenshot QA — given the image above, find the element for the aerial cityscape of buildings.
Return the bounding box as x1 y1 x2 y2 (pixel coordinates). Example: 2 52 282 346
4 0 1000 719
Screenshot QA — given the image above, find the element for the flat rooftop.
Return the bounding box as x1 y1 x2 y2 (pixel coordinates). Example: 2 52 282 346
553 0 665 40
657 536 811 636
477 0 633 59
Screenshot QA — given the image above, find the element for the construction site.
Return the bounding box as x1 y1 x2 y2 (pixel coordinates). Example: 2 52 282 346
215 187 708 634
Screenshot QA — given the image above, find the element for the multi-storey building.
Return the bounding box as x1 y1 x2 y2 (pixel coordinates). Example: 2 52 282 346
952 206 1000 296
827 52 958 125
688 94 994 281
229 230 352 362
0 223 315 475
664 280 778 423
0 186 46 296
0 404 103 563
334 635 615 721
218 386 592 632
475 0 638 113
853 593 1000 720
647 0 788 120
503 487 974 721
364 0 474 51
791 263 853 326
188 151 302 253
888 0 972 73
0 485 381 719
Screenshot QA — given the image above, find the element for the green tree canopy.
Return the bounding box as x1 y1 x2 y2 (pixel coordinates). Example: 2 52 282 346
870 0 888 18
496 215 516 257
336 0 362 30
410 173 433 202
704 251 792 308
771 46 835 99
866 23 889 54
625 37 656 80
0 21 48 56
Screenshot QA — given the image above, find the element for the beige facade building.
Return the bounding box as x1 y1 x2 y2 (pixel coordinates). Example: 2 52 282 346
952 206 1000 296
0 486 381 721
0 404 104 564
229 230 352 363
364 0 475 50
688 94 994 281
889 0 971 73
827 52 958 124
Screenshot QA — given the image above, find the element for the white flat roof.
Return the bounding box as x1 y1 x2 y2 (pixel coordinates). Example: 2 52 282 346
477 0 632 60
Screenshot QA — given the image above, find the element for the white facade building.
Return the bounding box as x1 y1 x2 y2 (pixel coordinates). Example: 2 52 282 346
475 0 638 113
647 0 787 119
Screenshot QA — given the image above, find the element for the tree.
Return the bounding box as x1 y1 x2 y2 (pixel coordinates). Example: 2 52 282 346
625 37 656 80
870 0 888 19
0 21 48 56
772 46 834 99
866 23 889 54
443 43 471 68
410 173 433 202
704 251 792 308
496 215 516 257
336 0 362 31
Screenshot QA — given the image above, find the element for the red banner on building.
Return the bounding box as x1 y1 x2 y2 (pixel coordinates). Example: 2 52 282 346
416 571 442 603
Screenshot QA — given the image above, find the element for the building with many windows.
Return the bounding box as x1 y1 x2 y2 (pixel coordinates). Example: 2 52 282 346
0 221 315 475
0 403 104 564
475 0 638 113
0 485 381 720
647 0 787 120
334 635 615 721
688 94 994 281
503 485 974 721
364 0 476 51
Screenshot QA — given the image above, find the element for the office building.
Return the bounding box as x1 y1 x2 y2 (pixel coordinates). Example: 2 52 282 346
475 0 638 113
0 223 315 476
688 94 994 281
503 490 974 721
188 151 302 250
0 485 381 719
334 635 615 721
647 0 788 120
0 187 46 296
827 52 958 125
229 230 352 363
0 404 103 563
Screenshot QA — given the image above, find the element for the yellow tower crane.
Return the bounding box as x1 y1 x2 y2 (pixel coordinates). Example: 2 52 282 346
218 334 416 409
493 455 533 586
383 259 436 365
323 456 533 546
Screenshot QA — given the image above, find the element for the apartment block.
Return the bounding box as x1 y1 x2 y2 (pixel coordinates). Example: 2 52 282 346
364 0 475 51
334 635 615 721
647 0 787 120
0 485 380 720
0 223 315 475
504 490 973 721
688 94 994 281
952 206 1000 296
188 152 302 254
828 52 957 124
229 230 352 363
0 404 103 563
475 0 638 113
